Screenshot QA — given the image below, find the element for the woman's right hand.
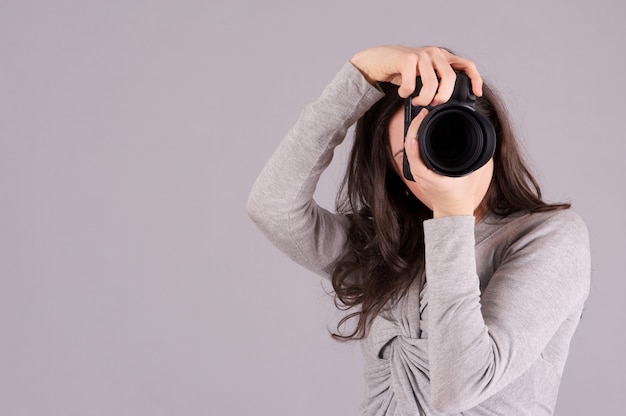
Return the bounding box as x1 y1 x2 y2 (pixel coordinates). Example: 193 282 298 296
350 45 483 107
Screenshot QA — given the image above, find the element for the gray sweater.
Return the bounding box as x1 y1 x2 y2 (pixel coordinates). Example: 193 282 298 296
247 62 591 415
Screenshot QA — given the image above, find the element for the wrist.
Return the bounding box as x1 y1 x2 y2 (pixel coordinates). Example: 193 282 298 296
350 52 376 85
432 203 475 219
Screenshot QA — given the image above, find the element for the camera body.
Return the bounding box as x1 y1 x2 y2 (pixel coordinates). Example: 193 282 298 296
402 72 496 180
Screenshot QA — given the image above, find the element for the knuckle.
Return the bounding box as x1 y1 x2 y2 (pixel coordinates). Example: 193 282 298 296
405 52 419 66
442 67 457 79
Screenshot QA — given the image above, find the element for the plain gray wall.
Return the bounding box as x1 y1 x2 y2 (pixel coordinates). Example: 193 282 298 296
1 0 624 415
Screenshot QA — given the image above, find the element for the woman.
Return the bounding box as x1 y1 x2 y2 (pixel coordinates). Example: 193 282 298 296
247 46 590 415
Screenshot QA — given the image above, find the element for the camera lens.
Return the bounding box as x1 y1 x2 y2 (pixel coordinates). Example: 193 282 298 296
403 72 497 181
419 107 489 177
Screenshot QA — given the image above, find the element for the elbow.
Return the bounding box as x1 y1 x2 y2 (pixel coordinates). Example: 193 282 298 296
246 187 265 228
246 183 286 235
245 190 257 221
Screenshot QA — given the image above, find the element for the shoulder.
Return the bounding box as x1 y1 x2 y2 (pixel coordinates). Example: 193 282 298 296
518 209 587 239
481 208 588 246
503 209 590 286
516 210 589 256
480 209 591 282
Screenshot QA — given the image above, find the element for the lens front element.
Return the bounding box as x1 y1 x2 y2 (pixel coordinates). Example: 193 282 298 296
418 106 494 177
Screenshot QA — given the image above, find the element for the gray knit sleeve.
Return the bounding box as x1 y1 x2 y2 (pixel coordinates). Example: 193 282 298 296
423 210 591 413
247 62 384 278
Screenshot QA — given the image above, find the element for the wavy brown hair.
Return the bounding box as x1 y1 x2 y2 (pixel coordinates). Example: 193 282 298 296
331 79 570 341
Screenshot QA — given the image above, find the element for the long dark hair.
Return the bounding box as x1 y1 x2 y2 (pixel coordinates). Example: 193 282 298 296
331 78 569 341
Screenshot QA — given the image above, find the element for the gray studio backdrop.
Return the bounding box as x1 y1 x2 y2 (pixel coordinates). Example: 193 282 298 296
1 1 624 415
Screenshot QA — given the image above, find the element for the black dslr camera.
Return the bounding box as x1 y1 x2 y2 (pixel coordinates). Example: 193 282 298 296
403 72 496 179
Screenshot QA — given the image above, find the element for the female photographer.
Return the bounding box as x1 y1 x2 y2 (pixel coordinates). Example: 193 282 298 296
247 45 590 415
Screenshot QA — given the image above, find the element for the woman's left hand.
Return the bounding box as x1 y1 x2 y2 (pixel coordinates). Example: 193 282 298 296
404 109 494 219
350 46 483 105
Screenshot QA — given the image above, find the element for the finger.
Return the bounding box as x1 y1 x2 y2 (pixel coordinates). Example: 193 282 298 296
446 53 483 96
411 55 438 106
397 53 419 98
431 57 457 105
460 61 483 97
